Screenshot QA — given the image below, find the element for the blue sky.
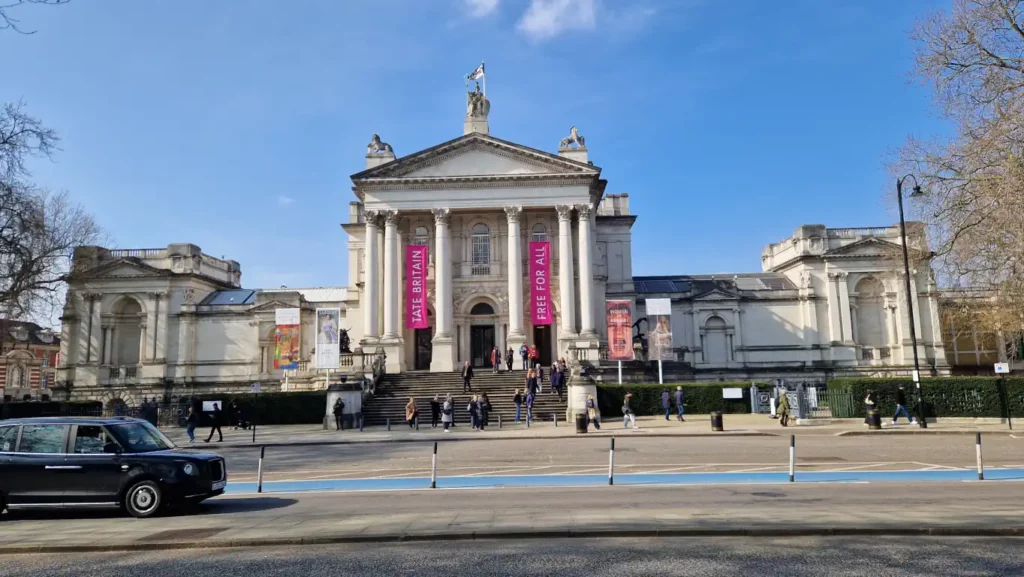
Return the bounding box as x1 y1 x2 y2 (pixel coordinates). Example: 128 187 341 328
3 0 951 291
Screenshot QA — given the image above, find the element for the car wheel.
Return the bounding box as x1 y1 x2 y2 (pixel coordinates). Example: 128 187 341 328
124 481 163 519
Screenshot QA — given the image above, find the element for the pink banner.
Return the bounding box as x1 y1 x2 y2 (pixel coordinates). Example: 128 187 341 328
406 245 428 329
529 241 552 326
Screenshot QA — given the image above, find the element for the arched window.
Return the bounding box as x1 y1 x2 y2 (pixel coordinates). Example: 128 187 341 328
532 223 547 242
413 226 429 246
703 316 729 365
855 277 887 348
470 302 495 315
472 224 490 266
113 298 143 366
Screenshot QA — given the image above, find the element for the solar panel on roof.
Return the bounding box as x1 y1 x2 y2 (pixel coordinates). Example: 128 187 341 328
202 289 255 305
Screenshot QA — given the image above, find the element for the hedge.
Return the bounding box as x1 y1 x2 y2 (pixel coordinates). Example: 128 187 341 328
827 377 1024 419
0 401 103 420
189 391 328 426
596 382 759 417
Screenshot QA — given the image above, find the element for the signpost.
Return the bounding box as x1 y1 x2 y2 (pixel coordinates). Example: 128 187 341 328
645 298 672 385
995 363 1012 430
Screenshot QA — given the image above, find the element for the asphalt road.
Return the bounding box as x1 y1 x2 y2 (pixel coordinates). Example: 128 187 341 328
3 536 1023 576
206 435 1024 482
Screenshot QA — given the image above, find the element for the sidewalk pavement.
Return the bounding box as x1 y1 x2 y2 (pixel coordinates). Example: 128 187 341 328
165 414 1017 448
2 483 1022 554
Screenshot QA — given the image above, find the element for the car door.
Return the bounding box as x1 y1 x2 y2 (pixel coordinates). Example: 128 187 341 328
8 424 71 506
0 425 18 503
62 425 124 505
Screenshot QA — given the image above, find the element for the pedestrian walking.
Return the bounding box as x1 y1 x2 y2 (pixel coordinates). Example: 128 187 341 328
462 361 474 392
586 394 600 429
674 386 685 421
661 389 671 420
777 391 790 427
520 344 529 370
430 395 441 428
442 398 453 432
333 397 345 431
491 347 501 374
525 368 538 397
203 402 223 443
506 347 514 371
550 363 564 401
513 389 523 423
537 364 545 393
467 395 480 430
479 392 491 431
526 389 535 422
892 384 916 425
622 391 638 429
185 406 199 443
405 397 418 428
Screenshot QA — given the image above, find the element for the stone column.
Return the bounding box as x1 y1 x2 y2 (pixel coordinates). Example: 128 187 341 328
382 210 400 340
89 293 103 365
576 204 597 339
556 205 577 338
732 308 744 364
103 326 114 365
837 273 854 343
155 292 168 363
430 208 455 372
504 205 526 349
826 272 844 344
362 210 382 342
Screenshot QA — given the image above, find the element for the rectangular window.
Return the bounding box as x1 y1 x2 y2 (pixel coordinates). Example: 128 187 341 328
472 236 489 265
41 356 49 368
74 425 112 454
17 424 68 454
0 426 17 452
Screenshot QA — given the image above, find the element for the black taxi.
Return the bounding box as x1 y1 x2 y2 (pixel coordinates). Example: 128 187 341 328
0 417 226 518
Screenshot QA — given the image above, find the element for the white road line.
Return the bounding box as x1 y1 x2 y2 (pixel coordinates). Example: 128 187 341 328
634 465 714 474
822 463 890 472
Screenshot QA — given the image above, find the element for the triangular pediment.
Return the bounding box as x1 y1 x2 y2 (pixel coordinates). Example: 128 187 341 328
84 259 170 279
693 289 739 301
351 133 600 181
825 237 901 257
249 300 304 313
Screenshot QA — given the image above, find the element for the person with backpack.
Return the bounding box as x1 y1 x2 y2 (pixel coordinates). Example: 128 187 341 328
777 391 790 427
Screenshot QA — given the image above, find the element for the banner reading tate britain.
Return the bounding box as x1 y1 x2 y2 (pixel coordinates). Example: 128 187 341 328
529 241 552 325
605 300 633 361
405 245 428 329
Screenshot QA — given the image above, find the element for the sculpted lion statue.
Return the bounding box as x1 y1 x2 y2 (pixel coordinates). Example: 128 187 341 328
366 134 393 155
559 126 585 149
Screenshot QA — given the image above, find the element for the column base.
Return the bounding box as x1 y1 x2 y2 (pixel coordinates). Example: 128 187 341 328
507 330 527 351
380 338 405 374
430 336 455 373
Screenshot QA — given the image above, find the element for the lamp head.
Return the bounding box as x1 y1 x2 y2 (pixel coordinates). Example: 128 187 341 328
910 184 924 197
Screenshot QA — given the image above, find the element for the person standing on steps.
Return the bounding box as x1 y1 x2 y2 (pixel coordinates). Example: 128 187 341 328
526 388 535 423
204 402 224 443
405 397 418 428
674 386 685 422
513 389 523 423
442 397 453 432
430 395 441 428
478 392 491 431
520 343 529 370
661 389 671 421
333 397 345 431
525 368 538 397
467 395 480 430
462 361 474 393
445 393 457 428
536 364 545 393
491 347 501 374
506 347 514 372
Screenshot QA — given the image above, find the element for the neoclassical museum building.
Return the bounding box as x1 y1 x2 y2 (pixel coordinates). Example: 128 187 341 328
52 87 952 404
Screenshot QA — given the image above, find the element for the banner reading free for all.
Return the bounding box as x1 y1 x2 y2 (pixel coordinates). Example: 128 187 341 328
529 241 552 325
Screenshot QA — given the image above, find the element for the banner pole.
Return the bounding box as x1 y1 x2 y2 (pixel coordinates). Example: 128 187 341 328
658 359 663 384
618 361 622 385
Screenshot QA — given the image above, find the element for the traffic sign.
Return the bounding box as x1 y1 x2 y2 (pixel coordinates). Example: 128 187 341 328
994 363 1010 375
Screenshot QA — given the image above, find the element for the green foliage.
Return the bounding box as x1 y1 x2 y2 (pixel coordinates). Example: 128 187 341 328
596 382 757 417
827 377 1024 419
191 392 327 425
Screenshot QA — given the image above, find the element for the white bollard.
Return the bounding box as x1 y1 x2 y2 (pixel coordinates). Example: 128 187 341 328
788 435 795 483
431 441 438 489
976 433 984 481
609 437 615 486
257 446 265 493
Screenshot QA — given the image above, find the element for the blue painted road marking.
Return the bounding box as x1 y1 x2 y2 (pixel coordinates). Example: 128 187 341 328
224 467 1024 495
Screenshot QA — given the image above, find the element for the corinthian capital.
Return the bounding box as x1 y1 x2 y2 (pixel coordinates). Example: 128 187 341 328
384 210 400 225
503 205 523 223
363 209 382 227
575 204 593 219
555 204 574 222
432 208 451 226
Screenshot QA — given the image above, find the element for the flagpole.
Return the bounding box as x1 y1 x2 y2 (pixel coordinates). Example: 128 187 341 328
481 61 486 96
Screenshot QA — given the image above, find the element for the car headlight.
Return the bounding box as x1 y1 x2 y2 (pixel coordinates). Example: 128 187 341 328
183 463 197 476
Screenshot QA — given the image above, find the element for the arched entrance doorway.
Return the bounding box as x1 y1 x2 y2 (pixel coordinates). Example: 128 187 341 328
469 302 496 367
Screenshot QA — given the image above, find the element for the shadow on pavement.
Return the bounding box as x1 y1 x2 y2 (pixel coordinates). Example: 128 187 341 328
0 497 297 522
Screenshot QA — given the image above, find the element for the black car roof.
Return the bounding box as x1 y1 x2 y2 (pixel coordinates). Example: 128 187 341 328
0 416 147 426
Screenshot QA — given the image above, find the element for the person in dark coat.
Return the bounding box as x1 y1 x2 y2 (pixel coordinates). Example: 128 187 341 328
892 384 916 425
661 390 671 420
204 403 223 443
467 395 480 430
674 386 685 422
430 395 441 428
506 347 514 371
333 397 344 431
462 361 474 393
478 392 491 430
513 389 523 423
185 406 199 443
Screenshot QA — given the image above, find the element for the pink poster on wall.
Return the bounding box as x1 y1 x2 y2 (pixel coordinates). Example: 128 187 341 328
529 241 552 326
406 245 428 329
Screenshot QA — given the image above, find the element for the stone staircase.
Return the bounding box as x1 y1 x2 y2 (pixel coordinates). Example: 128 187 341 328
362 370 568 426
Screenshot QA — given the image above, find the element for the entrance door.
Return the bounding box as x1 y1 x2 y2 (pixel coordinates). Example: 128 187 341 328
414 328 433 371
470 326 495 368
533 325 553 366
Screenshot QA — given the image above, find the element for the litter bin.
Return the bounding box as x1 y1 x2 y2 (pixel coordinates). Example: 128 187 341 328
866 408 881 430
575 413 588 434
710 411 724 432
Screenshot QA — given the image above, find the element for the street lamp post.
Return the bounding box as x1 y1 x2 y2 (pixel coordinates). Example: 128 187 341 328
896 174 927 429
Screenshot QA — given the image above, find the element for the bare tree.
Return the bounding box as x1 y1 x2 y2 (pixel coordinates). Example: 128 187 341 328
0 102 101 323
897 0 1024 356
0 0 68 34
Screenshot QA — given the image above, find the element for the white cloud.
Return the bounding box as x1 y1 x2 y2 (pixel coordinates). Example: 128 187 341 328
516 0 596 41
277 195 295 207
464 0 500 18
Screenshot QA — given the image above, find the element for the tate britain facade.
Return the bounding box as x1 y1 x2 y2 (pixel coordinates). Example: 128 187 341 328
54 89 949 403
